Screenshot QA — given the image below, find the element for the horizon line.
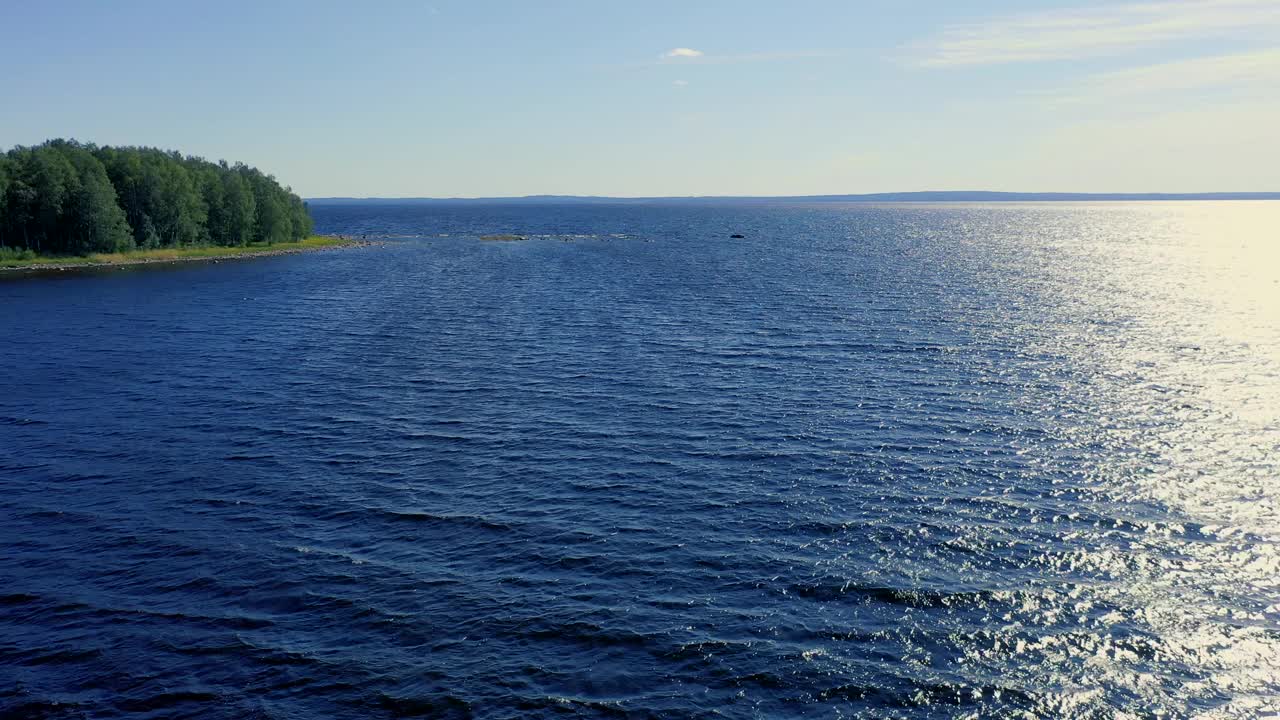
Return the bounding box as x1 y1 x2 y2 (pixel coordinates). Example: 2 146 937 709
306 190 1280 203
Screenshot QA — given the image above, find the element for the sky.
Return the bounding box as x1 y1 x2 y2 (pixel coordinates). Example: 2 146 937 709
2 0 1278 197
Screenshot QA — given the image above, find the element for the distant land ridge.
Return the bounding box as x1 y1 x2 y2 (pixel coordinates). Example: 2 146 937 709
309 191 1280 205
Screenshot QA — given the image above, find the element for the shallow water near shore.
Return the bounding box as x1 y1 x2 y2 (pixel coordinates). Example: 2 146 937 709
2 201 1278 718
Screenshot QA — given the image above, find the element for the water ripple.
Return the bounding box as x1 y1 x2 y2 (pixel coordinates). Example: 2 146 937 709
1 201 1277 718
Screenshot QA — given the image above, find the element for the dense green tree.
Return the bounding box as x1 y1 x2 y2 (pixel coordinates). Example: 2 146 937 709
192 163 225 245
13 145 77 254
0 139 312 256
57 142 133 254
288 193 314 239
0 142 131 254
0 156 9 218
98 147 205 248
95 146 150 247
144 151 206 247
221 167 257 246
244 168 291 245
3 177 38 251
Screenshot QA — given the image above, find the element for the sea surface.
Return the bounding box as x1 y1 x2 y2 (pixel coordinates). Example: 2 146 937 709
2 201 1278 719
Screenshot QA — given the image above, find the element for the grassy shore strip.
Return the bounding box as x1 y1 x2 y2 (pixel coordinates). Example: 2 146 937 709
0 236 363 271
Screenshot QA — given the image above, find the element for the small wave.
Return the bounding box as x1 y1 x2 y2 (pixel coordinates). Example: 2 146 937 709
0 415 47 426
374 692 472 718
374 508 515 532
0 698 88 718
114 691 222 713
0 462 51 473
67 602 278 631
788 581 998 609
14 646 105 666
492 619 657 652
51 472 112 483
511 695 631 717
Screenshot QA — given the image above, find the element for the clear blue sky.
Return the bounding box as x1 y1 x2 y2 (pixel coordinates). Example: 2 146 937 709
3 0 1277 197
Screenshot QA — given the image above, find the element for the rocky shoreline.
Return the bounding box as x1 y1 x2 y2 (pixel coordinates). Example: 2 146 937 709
0 238 379 275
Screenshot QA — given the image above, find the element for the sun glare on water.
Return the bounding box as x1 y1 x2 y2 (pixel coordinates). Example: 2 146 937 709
972 202 1280 717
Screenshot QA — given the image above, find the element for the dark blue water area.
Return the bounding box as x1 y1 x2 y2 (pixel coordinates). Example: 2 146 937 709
2 202 1278 718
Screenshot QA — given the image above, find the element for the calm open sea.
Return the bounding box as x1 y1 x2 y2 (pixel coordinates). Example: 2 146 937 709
2 202 1278 719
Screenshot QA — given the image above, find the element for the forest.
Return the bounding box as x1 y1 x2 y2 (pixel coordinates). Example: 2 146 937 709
0 140 313 257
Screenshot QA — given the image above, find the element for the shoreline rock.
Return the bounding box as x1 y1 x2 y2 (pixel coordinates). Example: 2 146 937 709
0 238 376 275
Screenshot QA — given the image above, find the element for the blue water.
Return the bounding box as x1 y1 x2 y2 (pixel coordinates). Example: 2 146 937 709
2 202 1278 719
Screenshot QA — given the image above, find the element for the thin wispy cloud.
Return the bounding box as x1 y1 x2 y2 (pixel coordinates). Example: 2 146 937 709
660 48 703 59
912 0 1280 67
672 79 689 87
706 50 839 64
651 49 838 65
1059 48 1280 102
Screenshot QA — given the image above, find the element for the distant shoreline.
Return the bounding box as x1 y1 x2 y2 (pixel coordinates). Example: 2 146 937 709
308 191 1280 205
0 236 367 275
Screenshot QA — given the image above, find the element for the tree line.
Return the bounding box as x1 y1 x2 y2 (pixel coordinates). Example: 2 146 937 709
0 140 313 256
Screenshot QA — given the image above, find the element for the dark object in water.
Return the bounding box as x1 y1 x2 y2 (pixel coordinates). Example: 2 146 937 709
730 233 745 238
